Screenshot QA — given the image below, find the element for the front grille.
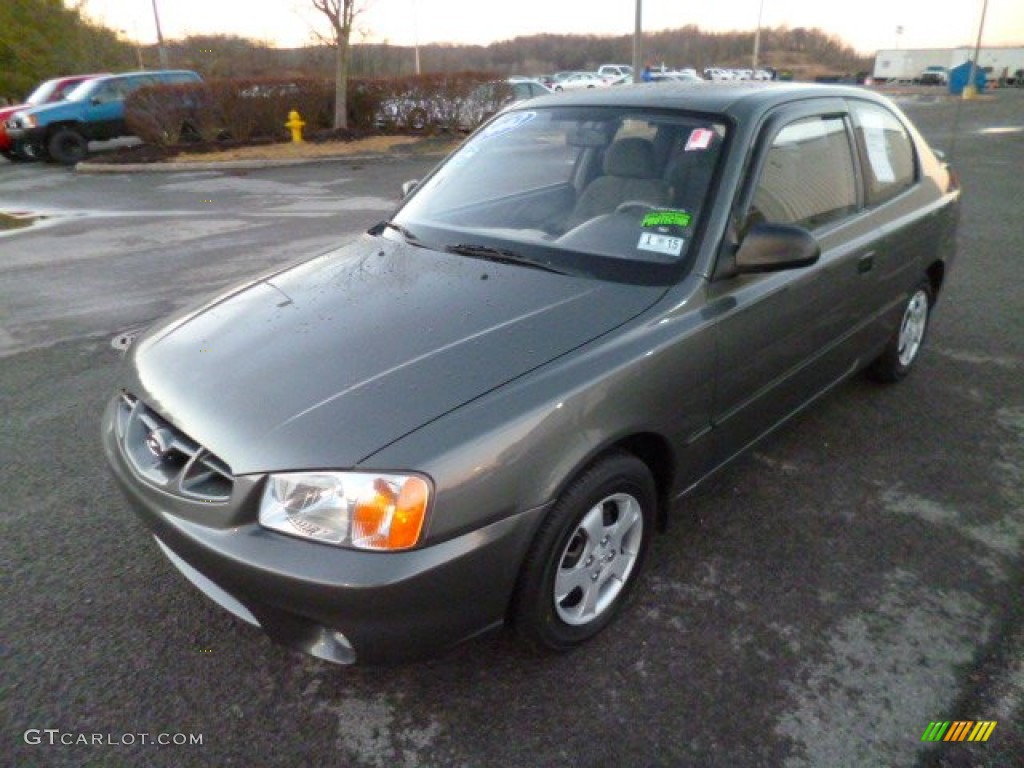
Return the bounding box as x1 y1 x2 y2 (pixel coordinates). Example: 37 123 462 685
115 392 234 502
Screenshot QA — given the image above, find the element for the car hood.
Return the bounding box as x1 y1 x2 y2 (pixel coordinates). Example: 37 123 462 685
0 103 28 122
16 99 80 122
127 235 666 474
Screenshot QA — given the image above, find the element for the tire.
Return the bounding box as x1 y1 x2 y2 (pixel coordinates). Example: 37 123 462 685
46 127 89 165
179 121 202 143
6 141 41 161
512 451 655 653
407 108 428 132
868 279 933 382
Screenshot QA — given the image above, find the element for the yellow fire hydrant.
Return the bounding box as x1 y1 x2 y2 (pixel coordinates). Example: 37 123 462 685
285 110 305 143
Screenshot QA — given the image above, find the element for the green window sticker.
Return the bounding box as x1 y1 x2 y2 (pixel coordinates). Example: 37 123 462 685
641 210 692 229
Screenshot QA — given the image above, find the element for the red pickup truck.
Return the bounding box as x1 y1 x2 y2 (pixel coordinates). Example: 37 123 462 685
1 74 106 161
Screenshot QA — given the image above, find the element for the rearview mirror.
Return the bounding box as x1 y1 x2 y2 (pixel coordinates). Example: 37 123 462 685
734 222 820 274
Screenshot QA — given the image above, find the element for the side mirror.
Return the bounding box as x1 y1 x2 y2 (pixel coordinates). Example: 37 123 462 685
401 180 419 198
90 97 101 106
734 222 820 274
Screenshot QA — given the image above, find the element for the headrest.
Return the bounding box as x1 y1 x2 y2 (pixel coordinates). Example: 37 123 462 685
603 137 658 179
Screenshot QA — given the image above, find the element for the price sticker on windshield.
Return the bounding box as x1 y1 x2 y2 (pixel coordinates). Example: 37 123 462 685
637 232 685 257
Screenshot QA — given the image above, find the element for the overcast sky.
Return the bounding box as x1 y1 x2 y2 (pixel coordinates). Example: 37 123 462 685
81 0 1024 57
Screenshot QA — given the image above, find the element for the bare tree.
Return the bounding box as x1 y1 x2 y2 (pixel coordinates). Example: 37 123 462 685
310 0 364 129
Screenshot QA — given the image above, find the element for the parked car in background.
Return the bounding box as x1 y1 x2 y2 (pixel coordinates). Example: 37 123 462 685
462 78 552 128
649 71 703 83
103 82 959 665
0 73 107 161
539 72 567 88
552 72 608 91
918 66 949 86
5 70 201 165
703 67 736 80
598 64 634 82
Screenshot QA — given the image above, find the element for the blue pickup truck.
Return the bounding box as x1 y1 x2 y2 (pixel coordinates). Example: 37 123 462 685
5 70 201 165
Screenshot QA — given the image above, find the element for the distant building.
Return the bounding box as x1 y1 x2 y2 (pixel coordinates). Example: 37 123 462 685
873 46 1024 84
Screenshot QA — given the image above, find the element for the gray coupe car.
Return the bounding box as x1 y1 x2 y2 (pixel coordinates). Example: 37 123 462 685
102 82 959 664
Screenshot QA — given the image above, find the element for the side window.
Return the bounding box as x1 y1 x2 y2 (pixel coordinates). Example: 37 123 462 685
850 101 916 206
91 83 123 104
163 73 198 85
749 115 857 231
123 77 156 94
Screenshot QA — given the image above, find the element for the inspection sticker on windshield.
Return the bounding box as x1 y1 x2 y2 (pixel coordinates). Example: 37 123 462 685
685 128 715 151
637 232 684 257
641 209 692 230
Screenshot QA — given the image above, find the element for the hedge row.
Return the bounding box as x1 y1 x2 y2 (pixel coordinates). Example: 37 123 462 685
124 73 513 147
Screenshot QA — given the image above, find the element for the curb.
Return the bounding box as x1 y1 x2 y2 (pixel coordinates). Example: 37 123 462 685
75 151 442 174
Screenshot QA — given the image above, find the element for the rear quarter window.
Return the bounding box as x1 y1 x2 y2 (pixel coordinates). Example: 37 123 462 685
850 101 917 206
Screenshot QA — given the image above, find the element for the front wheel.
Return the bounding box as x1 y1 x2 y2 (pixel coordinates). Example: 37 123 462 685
869 279 933 382
47 128 89 165
512 452 655 653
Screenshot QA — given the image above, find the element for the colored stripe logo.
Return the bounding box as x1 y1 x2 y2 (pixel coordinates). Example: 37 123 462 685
921 721 997 742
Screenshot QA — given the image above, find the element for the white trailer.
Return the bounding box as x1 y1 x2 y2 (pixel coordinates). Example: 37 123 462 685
873 46 1024 83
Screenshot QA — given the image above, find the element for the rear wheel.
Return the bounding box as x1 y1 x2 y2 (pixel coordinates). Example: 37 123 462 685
869 279 933 382
512 452 655 653
47 128 89 165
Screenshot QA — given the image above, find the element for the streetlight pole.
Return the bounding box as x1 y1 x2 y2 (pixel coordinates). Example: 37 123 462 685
150 0 169 69
752 0 765 70
632 0 642 83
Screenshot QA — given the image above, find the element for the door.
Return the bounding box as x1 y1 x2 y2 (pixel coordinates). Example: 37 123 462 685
708 102 872 464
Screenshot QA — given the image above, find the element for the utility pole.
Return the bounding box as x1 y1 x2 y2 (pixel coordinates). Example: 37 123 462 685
752 0 765 69
412 0 421 74
965 0 989 99
151 0 169 69
632 0 642 83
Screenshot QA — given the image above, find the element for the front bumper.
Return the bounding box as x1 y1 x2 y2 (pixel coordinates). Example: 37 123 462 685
101 395 546 664
4 124 34 141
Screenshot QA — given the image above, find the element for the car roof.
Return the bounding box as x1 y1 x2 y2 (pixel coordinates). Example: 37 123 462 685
87 70 199 84
525 81 886 119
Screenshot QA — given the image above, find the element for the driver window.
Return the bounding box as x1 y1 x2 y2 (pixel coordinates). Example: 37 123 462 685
748 115 857 231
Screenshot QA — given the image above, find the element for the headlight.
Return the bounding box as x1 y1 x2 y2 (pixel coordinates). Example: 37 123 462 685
13 113 37 129
259 471 431 551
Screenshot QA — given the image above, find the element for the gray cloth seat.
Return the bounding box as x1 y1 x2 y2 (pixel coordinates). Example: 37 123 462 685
564 137 670 231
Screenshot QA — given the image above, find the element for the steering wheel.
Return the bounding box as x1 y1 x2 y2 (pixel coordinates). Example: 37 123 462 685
614 200 658 215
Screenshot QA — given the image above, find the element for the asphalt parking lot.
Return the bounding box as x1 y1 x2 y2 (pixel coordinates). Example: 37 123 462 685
2 90 1022 767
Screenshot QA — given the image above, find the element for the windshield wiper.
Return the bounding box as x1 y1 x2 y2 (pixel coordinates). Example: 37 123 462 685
373 219 425 247
445 243 567 274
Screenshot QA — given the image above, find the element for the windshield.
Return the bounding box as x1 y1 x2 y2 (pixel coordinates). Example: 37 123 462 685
393 106 727 283
64 79 100 102
26 79 63 106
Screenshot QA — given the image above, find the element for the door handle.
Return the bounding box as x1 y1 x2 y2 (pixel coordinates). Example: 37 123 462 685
857 252 875 274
